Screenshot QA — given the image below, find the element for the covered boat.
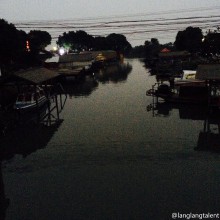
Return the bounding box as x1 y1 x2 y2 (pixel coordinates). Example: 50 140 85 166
14 86 48 111
155 82 208 104
146 78 209 104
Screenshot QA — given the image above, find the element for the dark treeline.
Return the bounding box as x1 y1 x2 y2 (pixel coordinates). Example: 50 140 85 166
129 26 220 60
0 18 220 76
0 19 52 75
0 19 132 76
57 31 132 55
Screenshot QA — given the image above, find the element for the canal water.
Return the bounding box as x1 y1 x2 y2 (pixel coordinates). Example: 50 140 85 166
1 59 220 219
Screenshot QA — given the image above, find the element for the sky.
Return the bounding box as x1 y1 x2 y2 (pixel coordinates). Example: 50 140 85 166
1 0 220 47
0 0 219 21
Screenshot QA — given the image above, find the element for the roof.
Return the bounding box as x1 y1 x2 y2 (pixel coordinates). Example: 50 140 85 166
91 50 117 59
160 48 171 53
158 51 191 58
196 64 220 80
13 67 60 84
59 53 93 63
58 51 118 63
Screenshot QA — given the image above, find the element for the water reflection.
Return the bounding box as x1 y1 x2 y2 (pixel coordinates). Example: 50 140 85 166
147 102 208 119
0 121 63 160
1 59 220 219
61 62 132 97
196 108 220 153
0 102 64 219
94 62 132 84
147 101 220 153
0 121 63 220
62 76 98 97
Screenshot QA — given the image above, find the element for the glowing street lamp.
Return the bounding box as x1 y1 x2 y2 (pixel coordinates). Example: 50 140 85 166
59 47 65 56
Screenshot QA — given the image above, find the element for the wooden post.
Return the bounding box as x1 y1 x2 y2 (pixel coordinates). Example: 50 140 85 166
55 94 60 121
35 85 40 124
47 98 51 126
60 93 62 110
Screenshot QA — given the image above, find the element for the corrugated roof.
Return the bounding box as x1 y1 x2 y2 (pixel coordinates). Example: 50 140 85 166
14 67 60 84
196 64 220 80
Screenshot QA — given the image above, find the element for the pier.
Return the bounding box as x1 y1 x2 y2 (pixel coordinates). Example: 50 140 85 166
0 67 66 129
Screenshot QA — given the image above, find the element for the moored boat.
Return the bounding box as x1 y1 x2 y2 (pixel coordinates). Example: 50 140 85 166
146 65 219 105
14 86 48 112
146 80 209 104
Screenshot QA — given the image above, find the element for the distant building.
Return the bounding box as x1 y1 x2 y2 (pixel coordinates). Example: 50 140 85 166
158 51 191 62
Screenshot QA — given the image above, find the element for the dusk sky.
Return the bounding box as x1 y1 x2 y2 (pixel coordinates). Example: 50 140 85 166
1 0 219 22
1 0 220 46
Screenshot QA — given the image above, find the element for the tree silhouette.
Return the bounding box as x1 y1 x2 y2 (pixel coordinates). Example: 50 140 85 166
57 30 94 51
174 27 203 53
28 30 51 52
106 33 132 54
93 37 109 50
203 28 220 56
0 19 27 74
145 38 161 59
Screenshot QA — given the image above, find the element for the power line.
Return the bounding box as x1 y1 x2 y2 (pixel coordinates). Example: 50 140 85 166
13 5 220 46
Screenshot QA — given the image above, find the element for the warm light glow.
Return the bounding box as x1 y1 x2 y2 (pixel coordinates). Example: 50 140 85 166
26 40 30 52
53 46 57 51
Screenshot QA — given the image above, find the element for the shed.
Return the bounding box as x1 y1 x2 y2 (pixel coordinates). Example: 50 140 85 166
158 51 191 58
58 53 93 69
196 64 220 80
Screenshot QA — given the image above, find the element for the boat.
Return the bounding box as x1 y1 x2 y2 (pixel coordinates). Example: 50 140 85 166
14 86 48 112
182 70 196 80
146 80 210 104
146 66 214 104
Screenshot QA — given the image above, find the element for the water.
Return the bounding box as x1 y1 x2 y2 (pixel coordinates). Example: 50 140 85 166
1 59 220 219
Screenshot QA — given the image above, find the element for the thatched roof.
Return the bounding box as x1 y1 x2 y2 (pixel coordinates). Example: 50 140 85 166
196 64 220 80
13 67 60 84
